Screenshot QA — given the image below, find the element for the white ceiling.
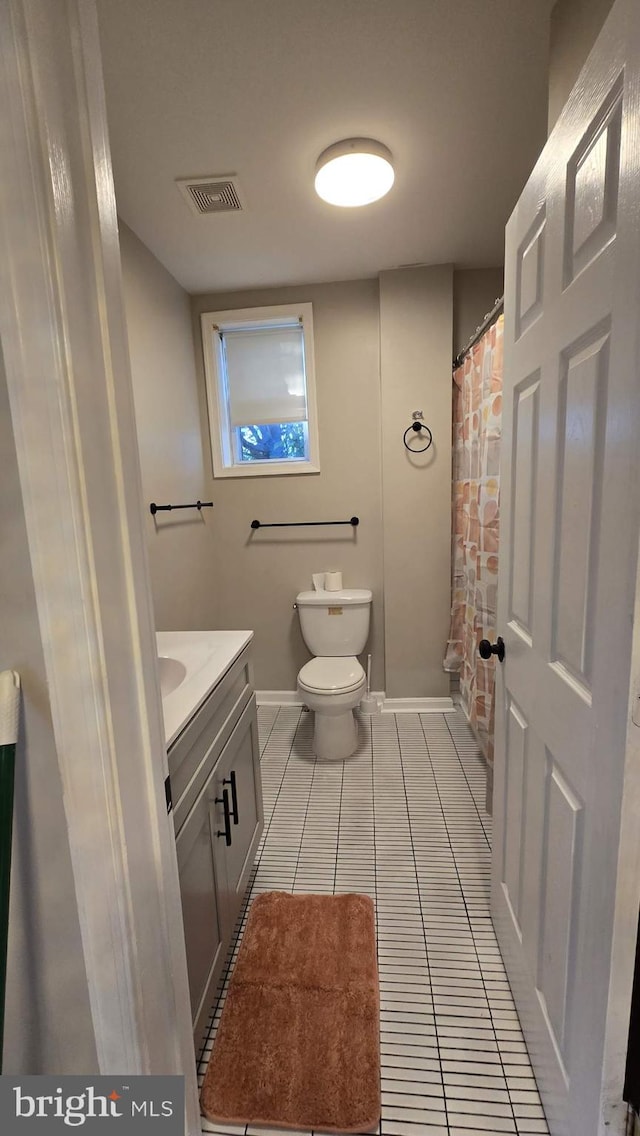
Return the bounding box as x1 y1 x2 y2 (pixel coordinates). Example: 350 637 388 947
96 0 553 295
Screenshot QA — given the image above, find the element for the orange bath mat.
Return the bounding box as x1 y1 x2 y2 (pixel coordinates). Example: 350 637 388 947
200 890 380 1133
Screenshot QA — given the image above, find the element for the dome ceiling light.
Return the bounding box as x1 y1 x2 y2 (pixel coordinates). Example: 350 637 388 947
314 138 395 207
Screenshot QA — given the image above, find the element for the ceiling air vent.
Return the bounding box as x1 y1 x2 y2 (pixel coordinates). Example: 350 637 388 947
176 175 245 216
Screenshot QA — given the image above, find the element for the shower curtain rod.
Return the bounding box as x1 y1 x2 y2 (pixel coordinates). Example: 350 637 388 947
453 294 504 370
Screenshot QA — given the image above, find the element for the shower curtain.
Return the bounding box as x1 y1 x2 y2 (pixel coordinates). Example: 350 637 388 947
444 315 504 765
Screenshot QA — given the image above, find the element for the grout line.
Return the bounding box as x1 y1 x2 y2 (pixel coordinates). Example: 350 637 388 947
291 746 318 893
442 713 492 849
332 742 346 894
392 713 450 1136
257 706 279 756
418 713 534 1133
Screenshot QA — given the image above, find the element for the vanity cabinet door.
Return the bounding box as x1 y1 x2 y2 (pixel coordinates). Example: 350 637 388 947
175 778 225 1039
213 696 264 937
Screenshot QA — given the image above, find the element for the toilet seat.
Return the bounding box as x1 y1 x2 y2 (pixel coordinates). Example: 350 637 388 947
298 656 365 695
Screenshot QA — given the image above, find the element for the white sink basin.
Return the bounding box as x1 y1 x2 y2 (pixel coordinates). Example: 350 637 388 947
158 655 187 697
155 631 254 746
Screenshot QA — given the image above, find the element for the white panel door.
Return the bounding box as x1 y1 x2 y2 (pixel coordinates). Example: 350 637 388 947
493 2 640 1133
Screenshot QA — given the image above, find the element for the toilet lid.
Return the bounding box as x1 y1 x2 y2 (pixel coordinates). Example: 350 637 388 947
298 656 365 695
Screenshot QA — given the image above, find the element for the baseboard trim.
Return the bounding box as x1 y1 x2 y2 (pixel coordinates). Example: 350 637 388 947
256 690 303 706
256 691 455 713
382 696 455 713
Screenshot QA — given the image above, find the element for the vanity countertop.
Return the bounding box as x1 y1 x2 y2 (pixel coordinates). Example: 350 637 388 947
156 630 253 747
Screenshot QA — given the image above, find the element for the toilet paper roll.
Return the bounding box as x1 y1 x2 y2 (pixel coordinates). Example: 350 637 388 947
325 570 343 591
312 573 325 592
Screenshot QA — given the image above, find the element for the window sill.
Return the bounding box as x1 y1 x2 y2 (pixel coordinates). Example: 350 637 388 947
213 461 321 479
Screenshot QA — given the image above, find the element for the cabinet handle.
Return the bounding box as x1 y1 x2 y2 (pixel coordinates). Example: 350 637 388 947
223 770 239 825
215 788 232 846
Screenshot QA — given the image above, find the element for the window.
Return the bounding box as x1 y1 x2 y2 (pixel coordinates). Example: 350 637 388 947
201 303 320 477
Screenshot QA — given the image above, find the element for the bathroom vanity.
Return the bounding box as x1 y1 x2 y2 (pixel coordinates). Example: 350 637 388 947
157 631 263 1042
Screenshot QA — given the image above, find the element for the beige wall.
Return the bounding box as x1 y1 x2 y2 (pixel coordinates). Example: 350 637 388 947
380 266 453 699
191 280 385 691
548 0 615 131
119 222 216 631
123 220 507 699
190 268 457 698
126 230 503 698
1 352 97 1074
453 268 504 358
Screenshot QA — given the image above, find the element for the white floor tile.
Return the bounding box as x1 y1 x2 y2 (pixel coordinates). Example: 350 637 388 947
198 708 548 1136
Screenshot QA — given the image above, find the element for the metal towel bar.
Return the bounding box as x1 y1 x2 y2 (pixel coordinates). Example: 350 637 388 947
251 517 359 530
150 500 213 515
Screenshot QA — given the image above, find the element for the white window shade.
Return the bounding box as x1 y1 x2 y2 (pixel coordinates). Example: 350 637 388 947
223 325 307 427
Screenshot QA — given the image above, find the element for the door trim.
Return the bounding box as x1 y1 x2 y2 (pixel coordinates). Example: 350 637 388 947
0 1 199 1129
602 524 640 1132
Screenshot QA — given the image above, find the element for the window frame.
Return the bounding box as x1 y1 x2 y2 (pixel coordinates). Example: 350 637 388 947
200 302 320 478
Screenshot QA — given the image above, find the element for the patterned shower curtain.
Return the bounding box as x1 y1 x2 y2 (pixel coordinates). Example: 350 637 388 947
444 315 504 765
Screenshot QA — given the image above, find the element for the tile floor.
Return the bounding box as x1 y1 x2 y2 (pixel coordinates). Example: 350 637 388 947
198 707 549 1136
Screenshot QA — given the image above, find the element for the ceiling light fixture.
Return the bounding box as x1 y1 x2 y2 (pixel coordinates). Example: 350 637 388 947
314 138 394 207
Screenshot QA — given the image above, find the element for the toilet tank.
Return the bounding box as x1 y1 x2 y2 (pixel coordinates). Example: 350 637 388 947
296 588 372 656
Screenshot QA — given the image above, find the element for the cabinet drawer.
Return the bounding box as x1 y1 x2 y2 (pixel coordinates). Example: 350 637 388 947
169 647 252 833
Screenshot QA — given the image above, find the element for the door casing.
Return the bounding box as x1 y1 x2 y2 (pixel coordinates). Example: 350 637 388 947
0 1 200 1130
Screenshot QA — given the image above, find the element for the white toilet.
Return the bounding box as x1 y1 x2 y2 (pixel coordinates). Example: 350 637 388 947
296 587 372 760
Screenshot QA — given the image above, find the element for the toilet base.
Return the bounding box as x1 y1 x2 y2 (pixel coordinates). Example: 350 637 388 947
313 708 358 761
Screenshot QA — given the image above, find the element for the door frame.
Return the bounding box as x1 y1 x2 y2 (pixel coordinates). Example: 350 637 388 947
601 521 640 1131
0 1 200 1130
3 2 640 1134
